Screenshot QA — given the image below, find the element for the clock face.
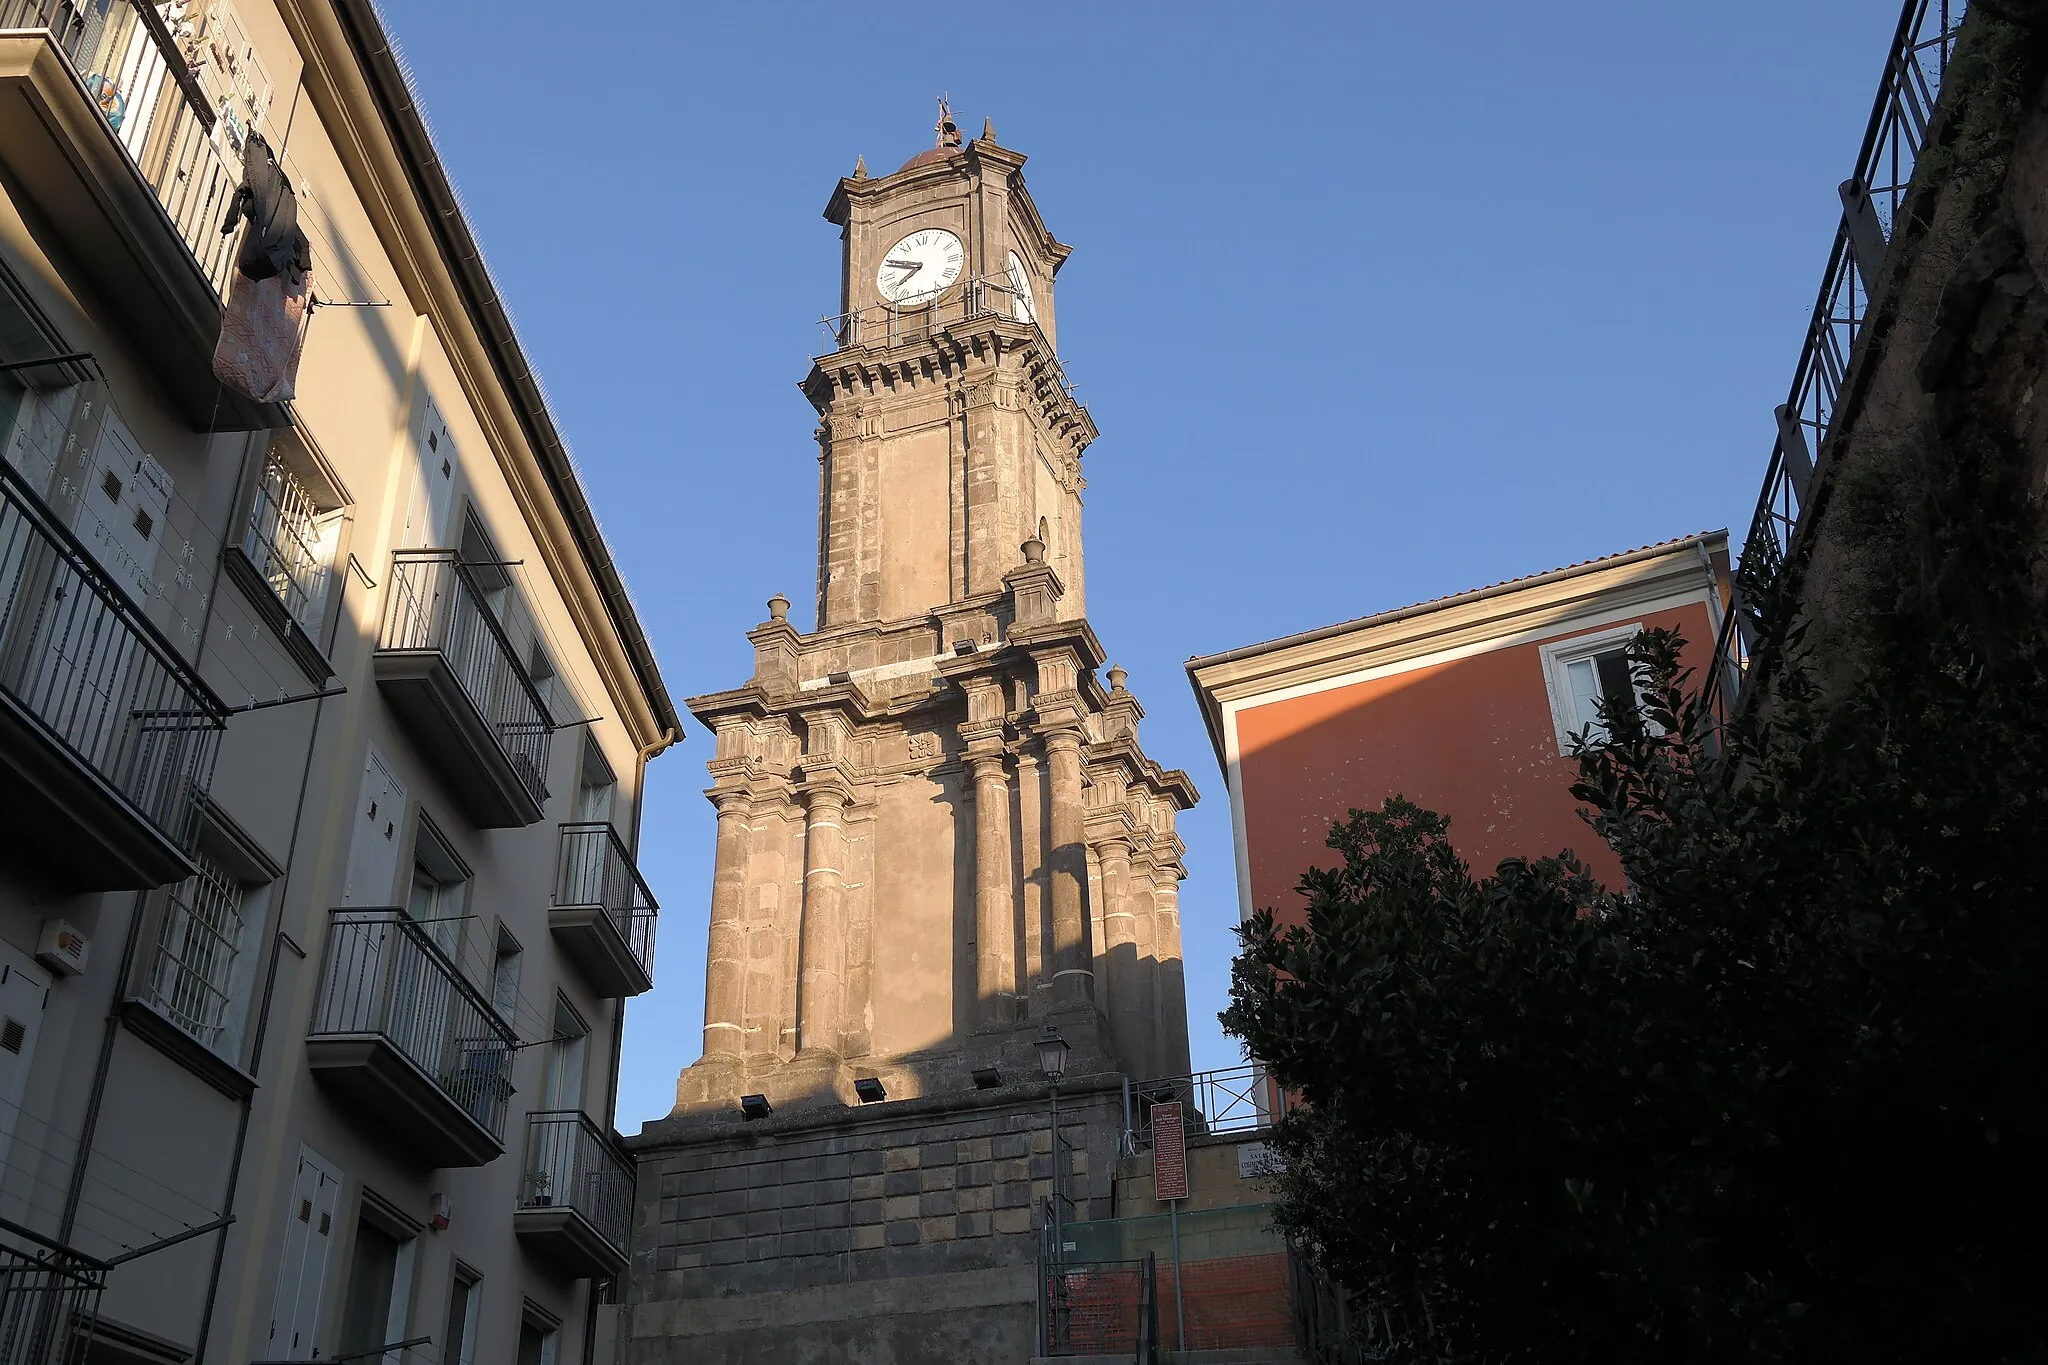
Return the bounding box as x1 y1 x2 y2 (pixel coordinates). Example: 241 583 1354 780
1005 250 1036 323
876 228 964 306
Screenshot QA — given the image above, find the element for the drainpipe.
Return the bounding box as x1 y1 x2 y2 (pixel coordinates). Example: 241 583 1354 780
586 725 677 1365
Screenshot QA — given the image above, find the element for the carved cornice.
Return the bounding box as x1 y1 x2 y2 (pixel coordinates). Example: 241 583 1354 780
802 316 1095 460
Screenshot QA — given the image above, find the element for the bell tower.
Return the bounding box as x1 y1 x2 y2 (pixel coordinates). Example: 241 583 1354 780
672 109 1196 1115
811 102 1091 630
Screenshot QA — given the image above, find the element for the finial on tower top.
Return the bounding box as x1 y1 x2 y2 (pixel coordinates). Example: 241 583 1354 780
852 154 867 180
982 117 996 142
935 95 961 150
1107 664 1128 692
767 593 791 623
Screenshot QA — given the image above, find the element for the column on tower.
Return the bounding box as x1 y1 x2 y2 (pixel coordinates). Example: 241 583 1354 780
1096 829 1145 1073
1041 721 1092 1007
960 377 1020 599
957 678 1018 1028
1131 853 1161 1080
965 751 1017 1027
1155 871 1193 1081
701 788 751 1066
1014 742 1047 1012
818 407 879 628
796 710 855 1058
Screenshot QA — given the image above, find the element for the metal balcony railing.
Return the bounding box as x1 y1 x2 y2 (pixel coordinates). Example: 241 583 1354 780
553 822 658 980
0 455 222 850
0 0 241 296
518 1110 635 1254
1126 1064 1288 1155
815 273 1084 408
379 551 553 807
308 909 518 1142
1701 0 1966 725
0 1218 104 1365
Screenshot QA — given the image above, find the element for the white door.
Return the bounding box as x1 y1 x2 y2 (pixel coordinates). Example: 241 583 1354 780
268 1146 344 1361
76 409 171 606
342 746 406 906
0 943 50 1178
401 398 456 549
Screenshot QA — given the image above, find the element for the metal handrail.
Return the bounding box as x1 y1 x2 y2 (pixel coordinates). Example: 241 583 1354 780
814 273 1085 407
1126 1064 1287 1153
517 1109 635 1252
379 551 555 804
552 821 658 979
1701 0 1965 726
0 1216 104 1365
0 454 224 850
307 909 519 1141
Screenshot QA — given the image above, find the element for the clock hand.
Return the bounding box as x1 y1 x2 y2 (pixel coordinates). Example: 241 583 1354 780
885 259 922 273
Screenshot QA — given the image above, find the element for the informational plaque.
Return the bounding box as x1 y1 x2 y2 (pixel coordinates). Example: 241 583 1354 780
1152 1101 1189 1201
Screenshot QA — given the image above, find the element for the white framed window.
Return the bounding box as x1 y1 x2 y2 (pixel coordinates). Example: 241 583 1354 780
242 432 346 641
1538 623 1647 755
442 1263 482 1365
135 812 277 1063
491 926 523 1025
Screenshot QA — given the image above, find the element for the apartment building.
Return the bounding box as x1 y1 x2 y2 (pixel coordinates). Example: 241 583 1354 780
1187 535 1729 925
0 3 679 1363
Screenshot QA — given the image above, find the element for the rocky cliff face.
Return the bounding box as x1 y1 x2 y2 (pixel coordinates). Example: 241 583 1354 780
1795 9 2048 675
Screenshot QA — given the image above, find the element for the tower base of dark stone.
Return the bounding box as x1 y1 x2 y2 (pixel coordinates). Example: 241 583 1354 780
622 1073 1128 1365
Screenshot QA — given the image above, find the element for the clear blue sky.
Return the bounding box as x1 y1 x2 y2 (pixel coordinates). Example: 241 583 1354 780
379 0 1902 1132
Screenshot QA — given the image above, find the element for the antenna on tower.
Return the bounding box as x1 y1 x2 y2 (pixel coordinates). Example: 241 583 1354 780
935 94 961 150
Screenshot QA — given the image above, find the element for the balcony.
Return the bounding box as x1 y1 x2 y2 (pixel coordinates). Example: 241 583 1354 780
551 822 657 997
514 1110 634 1279
0 1220 103 1365
0 457 222 891
306 909 518 1169
374 551 553 828
0 1 283 430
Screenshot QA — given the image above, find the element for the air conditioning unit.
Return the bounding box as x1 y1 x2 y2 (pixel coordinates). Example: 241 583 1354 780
36 921 89 977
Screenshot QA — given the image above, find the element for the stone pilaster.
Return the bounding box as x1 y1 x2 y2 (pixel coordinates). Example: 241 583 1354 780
701 790 751 1066
796 778 850 1058
1155 873 1192 1080
1042 724 1092 1007
1014 744 1046 1012
1132 868 1160 1080
966 749 1017 1027
1097 832 1145 1074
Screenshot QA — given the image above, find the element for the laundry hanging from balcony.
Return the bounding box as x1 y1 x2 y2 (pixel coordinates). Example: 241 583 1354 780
213 131 311 404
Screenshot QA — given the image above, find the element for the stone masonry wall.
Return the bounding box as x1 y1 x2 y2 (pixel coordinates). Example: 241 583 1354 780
624 1080 1127 1365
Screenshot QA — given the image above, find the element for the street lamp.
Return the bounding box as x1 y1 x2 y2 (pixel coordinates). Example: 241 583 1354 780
1035 1024 1071 1084
1037 1024 1072 1352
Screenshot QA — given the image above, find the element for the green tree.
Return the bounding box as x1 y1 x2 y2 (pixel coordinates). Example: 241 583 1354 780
1224 622 2048 1363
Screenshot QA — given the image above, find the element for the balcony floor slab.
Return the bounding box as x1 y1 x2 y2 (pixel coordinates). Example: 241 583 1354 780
550 905 652 998
374 649 545 828
514 1204 628 1280
306 1033 503 1169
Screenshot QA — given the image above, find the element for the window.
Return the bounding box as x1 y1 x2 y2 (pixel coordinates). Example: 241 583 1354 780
337 1196 417 1365
575 735 616 827
492 927 523 1025
406 817 470 961
1538 624 1648 754
242 432 346 641
133 807 278 1063
517 1301 560 1365
146 851 248 1049
442 1264 482 1365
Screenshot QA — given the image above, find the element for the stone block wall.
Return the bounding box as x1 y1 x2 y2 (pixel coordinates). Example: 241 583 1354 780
624 1079 1127 1365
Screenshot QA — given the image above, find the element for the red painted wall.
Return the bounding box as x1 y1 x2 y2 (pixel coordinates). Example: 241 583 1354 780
1235 603 1716 926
